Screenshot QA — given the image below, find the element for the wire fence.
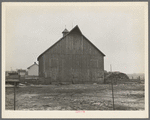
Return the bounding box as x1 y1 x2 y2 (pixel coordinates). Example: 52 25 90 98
5 82 145 110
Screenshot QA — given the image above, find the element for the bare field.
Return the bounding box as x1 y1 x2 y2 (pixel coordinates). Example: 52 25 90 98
5 83 144 110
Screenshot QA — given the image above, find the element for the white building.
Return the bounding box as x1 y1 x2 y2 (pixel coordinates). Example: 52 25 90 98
27 62 39 76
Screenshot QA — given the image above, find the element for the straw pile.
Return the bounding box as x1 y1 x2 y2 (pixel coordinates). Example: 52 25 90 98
104 72 129 84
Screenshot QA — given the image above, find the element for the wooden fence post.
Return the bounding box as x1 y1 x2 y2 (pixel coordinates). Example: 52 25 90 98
14 82 16 110
111 79 115 110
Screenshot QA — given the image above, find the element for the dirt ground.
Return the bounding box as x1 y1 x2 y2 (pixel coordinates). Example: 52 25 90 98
5 83 144 110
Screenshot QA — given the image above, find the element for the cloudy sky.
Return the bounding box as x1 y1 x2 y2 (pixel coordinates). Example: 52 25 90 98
4 2 148 74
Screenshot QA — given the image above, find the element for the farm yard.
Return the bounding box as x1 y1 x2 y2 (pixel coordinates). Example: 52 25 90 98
4 2 147 115
5 83 144 110
5 24 145 111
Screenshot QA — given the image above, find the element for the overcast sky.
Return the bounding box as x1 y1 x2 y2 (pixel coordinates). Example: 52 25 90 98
4 2 147 74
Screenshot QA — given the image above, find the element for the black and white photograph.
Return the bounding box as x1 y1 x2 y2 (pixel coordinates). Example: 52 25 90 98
2 2 148 118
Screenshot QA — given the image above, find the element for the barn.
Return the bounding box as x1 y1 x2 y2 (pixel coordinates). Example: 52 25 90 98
37 25 105 84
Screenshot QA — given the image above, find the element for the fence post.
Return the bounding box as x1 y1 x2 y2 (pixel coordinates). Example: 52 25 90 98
14 82 16 110
111 79 115 110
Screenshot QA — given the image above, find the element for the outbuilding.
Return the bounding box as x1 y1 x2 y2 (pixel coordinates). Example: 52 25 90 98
27 62 39 76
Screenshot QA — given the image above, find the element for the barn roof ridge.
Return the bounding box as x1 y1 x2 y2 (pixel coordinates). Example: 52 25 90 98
37 25 105 60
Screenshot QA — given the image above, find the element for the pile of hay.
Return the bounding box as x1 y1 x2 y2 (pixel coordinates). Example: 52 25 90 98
104 72 129 84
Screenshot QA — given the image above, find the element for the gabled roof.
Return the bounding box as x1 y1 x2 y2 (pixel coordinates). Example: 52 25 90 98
27 62 38 69
37 25 105 61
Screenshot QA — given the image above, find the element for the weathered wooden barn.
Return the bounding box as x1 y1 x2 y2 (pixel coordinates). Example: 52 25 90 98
37 25 105 84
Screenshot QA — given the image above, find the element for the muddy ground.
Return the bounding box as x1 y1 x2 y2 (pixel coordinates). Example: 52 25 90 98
5 83 144 110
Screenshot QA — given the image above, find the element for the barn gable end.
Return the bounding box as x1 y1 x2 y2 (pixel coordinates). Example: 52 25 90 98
38 25 105 84
37 25 105 60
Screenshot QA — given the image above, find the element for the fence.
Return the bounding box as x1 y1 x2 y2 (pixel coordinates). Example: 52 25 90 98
5 81 144 110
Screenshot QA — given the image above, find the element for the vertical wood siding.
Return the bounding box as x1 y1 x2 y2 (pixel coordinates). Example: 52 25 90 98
39 29 104 83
